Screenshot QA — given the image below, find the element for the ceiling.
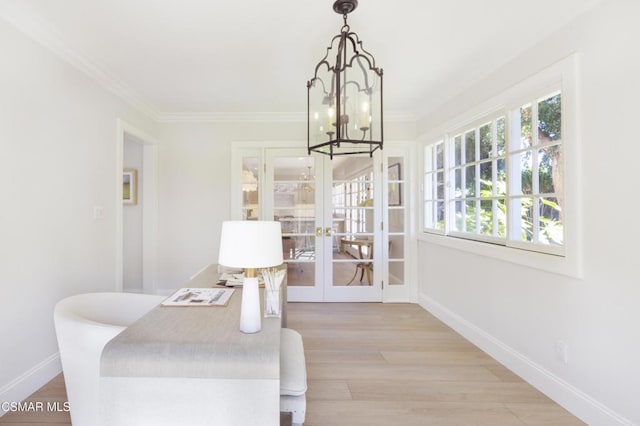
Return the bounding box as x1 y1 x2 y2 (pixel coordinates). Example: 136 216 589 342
0 0 601 121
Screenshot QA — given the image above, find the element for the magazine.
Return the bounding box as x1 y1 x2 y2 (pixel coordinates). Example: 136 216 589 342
162 288 235 307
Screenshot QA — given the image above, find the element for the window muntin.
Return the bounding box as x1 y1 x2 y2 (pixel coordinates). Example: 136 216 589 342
423 140 445 232
422 89 564 255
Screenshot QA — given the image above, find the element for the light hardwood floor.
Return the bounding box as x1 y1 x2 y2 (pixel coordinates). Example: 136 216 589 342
287 303 584 426
0 302 583 425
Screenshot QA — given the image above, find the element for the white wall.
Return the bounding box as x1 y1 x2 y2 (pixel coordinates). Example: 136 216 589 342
0 17 157 409
155 120 417 292
123 135 143 292
416 0 640 424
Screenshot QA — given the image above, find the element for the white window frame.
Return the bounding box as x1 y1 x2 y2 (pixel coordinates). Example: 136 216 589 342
418 55 581 278
423 140 446 234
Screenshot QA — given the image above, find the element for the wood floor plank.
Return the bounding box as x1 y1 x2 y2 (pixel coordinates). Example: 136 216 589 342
505 403 587 425
306 380 352 401
308 363 502 382
381 350 497 366
305 349 386 364
347 380 553 403
304 401 526 426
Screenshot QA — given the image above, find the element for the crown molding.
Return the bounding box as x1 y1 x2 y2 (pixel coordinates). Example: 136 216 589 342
157 112 306 123
157 111 416 124
0 8 160 121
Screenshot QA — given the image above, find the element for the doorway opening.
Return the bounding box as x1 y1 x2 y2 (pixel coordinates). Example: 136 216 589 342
116 120 158 294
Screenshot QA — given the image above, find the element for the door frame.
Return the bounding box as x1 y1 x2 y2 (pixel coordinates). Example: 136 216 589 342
115 119 159 294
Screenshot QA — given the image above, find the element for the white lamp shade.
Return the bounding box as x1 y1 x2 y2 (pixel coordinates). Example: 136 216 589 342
218 221 283 268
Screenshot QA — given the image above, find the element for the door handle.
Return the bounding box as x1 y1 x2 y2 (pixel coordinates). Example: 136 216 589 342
325 227 332 237
316 227 323 237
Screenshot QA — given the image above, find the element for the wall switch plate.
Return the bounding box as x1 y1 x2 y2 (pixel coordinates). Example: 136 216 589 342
556 340 569 364
93 206 105 220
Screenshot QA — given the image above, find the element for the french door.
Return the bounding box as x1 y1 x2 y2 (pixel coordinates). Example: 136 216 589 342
233 142 410 303
264 148 382 302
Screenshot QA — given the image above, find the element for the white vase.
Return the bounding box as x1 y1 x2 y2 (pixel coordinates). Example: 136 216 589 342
240 277 261 333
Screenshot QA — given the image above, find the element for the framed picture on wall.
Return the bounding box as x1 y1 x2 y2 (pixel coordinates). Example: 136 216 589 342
123 169 137 205
388 163 401 206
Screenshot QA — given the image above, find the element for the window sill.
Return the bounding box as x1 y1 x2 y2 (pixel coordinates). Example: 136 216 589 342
417 232 582 279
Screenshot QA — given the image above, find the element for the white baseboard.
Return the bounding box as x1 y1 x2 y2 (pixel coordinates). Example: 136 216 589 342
0 353 62 417
418 293 633 426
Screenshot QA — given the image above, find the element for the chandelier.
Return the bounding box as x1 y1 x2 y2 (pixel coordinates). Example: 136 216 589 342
307 0 384 159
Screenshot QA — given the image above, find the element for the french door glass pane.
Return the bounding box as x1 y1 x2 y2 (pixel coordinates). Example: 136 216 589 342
273 156 316 287
242 157 259 220
332 156 375 287
332 259 372 286
285 263 315 287
389 235 404 259
389 208 404 233
389 260 404 285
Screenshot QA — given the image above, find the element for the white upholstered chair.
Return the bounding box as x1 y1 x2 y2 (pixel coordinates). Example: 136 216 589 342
54 292 164 426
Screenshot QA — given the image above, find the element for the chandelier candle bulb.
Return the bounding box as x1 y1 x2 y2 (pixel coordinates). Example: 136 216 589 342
360 102 370 129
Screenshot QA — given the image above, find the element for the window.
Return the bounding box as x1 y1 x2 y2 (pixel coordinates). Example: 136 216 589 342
423 89 564 256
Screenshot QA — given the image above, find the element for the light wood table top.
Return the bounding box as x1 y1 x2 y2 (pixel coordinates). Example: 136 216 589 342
101 264 283 380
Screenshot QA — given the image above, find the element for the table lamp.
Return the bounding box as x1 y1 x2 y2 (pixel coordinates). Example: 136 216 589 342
218 221 283 333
